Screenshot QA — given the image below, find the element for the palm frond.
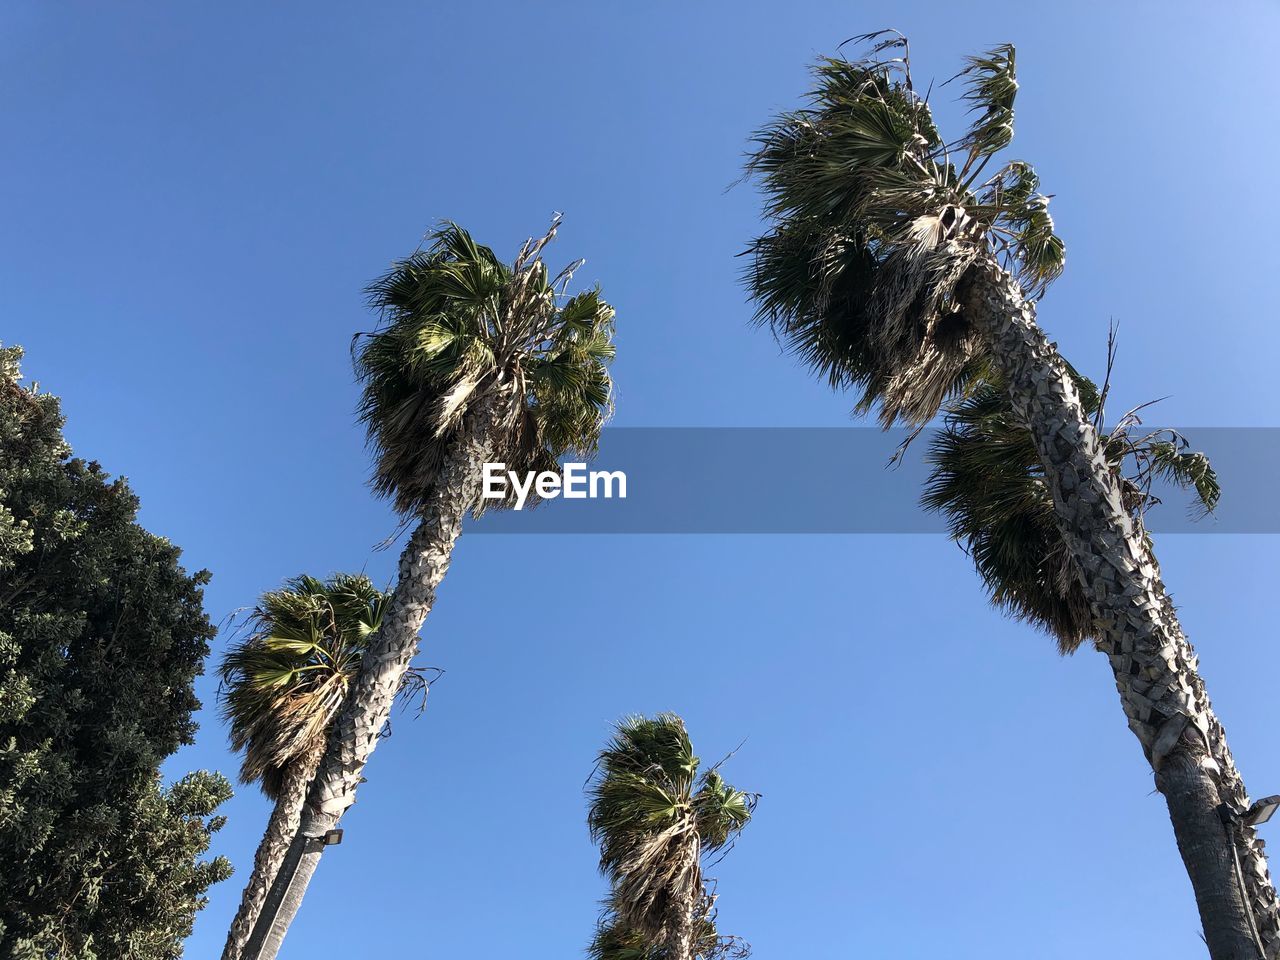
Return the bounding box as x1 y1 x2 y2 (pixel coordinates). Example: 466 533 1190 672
1146 442 1220 516
952 44 1017 173
588 912 742 960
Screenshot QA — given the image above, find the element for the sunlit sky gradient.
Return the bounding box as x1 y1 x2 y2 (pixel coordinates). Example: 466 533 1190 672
4 3 1279 957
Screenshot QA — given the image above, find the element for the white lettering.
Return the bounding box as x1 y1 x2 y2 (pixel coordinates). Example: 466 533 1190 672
536 471 562 499
482 463 508 501
590 469 627 499
562 462 588 498
509 468 536 511
480 462 626 510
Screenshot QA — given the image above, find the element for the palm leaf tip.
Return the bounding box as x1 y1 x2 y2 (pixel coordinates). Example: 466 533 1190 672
355 220 617 517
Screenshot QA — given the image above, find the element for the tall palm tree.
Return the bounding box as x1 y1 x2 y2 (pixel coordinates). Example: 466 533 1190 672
745 33 1278 958
243 219 616 959
924 374 1280 953
587 715 754 960
218 574 388 960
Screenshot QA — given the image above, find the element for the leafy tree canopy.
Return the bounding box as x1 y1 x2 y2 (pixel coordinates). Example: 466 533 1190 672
0 345 231 959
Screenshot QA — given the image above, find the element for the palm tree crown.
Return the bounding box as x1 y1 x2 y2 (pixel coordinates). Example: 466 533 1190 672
219 574 387 797
924 371 1219 653
587 714 754 960
356 218 616 515
746 32 1065 426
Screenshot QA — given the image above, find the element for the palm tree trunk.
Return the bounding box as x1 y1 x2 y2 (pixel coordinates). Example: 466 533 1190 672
241 408 495 960
962 258 1279 960
666 834 701 960
221 742 325 960
668 903 696 960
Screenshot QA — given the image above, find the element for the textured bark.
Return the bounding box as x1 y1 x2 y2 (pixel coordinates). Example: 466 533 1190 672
964 259 1278 960
1157 577 1280 957
665 833 701 960
221 741 325 960
242 408 495 960
668 895 696 960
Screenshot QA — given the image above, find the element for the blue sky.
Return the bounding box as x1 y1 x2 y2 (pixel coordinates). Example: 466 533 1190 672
4 2 1279 957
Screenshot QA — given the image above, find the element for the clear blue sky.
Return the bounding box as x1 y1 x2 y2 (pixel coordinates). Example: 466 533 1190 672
4 3 1279 957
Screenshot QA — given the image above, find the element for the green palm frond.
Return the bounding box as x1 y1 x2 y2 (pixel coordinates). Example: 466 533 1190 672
589 922 665 960
746 33 1065 426
693 771 753 849
587 715 755 955
1144 442 1220 515
218 574 388 798
356 220 616 516
924 375 1219 653
952 44 1017 165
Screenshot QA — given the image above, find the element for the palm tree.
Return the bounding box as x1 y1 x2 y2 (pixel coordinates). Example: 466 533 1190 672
242 219 616 959
218 574 389 960
745 33 1278 958
587 715 754 960
924 374 1280 953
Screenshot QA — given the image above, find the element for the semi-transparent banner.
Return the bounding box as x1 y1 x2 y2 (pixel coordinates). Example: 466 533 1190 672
468 427 1280 534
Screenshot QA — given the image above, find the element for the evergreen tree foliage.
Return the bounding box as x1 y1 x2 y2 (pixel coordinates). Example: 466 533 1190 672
0 345 232 959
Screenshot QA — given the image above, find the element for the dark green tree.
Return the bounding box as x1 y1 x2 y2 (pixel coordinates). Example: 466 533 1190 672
0 345 232 959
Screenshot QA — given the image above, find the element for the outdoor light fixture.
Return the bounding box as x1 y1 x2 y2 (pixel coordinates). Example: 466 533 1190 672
321 828 344 846
1244 796 1280 828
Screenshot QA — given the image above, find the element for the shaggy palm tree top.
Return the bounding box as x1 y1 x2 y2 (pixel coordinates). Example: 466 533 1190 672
588 715 754 960
357 218 615 515
219 574 387 799
747 33 1063 427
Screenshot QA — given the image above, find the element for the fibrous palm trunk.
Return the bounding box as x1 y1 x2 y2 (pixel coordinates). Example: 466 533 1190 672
665 830 700 960
963 258 1279 960
668 897 696 960
221 741 325 960
242 410 495 960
